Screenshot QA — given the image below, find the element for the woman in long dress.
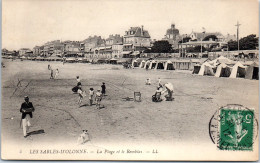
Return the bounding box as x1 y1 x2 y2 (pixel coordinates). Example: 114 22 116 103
55 69 59 79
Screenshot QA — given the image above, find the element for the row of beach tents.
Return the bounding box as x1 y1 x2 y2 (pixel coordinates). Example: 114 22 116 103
193 56 259 80
131 56 258 80
132 59 175 70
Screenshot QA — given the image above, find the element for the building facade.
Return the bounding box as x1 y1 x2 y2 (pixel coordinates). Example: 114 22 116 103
42 40 64 57
82 36 105 56
123 26 151 53
63 41 81 57
19 48 31 56
189 31 224 41
33 46 41 56
112 44 123 58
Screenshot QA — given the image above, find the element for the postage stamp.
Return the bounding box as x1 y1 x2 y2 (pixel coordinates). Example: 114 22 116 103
209 104 258 151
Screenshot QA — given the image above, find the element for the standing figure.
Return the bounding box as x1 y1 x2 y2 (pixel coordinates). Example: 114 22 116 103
72 76 81 93
76 76 81 85
48 64 51 70
20 96 35 138
50 69 54 79
158 77 161 87
95 89 102 109
101 83 106 95
77 85 84 106
89 88 94 106
55 69 59 79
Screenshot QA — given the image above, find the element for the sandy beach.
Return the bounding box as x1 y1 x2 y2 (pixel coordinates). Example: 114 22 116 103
1 59 258 160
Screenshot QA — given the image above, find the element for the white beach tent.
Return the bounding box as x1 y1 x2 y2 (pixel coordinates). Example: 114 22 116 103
215 63 228 77
164 60 175 70
154 60 165 70
229 62 247 78
131 59 139 67
215 63 233 77
144 60 151 69
198 62 214 76
149 60 157 69
139 60 146 68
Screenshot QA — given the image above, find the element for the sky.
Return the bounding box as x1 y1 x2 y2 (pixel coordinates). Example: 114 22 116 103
2 0 259 50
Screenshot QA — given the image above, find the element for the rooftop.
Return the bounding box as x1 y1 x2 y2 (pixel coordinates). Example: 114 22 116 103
124 26 151 38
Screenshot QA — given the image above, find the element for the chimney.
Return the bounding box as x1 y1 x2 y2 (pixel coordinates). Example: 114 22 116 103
141 25 144 36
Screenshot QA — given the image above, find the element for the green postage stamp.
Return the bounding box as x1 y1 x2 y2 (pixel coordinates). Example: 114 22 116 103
209 104 258 151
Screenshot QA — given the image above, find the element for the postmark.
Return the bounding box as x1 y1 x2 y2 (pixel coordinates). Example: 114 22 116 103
209 104 258 151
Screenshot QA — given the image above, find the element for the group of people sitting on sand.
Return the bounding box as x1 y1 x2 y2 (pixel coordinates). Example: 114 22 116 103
72 76 106 109
146 77 174 102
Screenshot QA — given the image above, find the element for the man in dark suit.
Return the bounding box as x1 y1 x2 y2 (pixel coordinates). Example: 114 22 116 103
20 96 35 138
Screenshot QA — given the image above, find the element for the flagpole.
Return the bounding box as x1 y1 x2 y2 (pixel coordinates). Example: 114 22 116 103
235 21 241 54
201 27 205 58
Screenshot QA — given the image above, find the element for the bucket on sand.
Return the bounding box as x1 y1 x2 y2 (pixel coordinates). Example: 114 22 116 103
134 92 141 102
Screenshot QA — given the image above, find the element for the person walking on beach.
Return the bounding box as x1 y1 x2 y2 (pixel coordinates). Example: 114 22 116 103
50 69 54 79
89 88 94 106
54 68 59 79
101 83 106 95
48 64 51 70
20 96 35 138
95 89 102 109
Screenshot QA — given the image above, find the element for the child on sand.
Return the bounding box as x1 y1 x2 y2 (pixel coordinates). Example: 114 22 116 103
55 69 59 79
89 88 94 106
145 78 151 85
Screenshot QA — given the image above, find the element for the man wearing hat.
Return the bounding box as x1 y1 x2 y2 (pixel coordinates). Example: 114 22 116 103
20 96 35 138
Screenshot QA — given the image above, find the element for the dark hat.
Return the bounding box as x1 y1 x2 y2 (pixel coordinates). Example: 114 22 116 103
102 82 105 84
24 96 29 99
90 88 94 90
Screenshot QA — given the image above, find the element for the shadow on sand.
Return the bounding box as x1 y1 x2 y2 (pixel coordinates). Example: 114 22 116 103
27 129 45 136
79 104 90 107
